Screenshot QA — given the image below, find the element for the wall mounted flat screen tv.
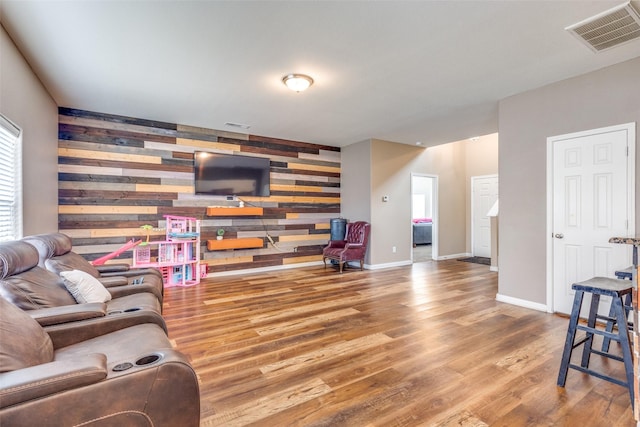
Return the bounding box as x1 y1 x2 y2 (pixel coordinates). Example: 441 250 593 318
194 151 271 197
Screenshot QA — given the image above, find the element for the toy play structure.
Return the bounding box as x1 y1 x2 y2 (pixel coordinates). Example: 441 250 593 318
133 215 202 287
91 239 142 266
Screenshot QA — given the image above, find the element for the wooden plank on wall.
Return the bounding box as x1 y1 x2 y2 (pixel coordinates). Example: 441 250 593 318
59 205 158 215
58 108 341 274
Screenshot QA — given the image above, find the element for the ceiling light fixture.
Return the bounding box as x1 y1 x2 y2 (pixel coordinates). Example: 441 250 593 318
282 74 314 92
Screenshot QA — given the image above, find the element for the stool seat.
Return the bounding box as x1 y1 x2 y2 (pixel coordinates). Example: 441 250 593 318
557 277 634 407
571 276 633 295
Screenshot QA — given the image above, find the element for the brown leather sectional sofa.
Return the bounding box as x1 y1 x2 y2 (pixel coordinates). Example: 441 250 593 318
0 236 200 426
23 232 164 304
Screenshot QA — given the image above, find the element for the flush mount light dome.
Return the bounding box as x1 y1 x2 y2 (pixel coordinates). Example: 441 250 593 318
282 74 314 92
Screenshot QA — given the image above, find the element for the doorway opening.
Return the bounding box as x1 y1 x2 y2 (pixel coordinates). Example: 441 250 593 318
411 174 438 263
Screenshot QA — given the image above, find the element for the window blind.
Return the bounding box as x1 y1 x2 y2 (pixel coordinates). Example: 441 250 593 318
0 114 22 241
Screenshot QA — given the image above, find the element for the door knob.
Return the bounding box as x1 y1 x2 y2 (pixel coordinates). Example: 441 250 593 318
555 233 564 239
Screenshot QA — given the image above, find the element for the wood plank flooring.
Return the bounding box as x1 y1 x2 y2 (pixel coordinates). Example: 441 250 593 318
162 260 634 426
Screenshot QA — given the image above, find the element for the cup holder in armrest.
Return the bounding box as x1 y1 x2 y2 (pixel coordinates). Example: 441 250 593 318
135 353 163 366
107 310 123 315
123 307 141 313
112 362 133 372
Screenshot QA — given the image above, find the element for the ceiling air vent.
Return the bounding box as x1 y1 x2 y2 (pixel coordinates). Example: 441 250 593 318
224 122 251 130
565 1 640 52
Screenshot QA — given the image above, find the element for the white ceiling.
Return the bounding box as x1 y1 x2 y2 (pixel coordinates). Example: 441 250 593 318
2 1 640 148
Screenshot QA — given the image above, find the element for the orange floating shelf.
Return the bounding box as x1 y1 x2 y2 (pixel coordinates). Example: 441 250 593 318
207 238 264 251
206 206 263 216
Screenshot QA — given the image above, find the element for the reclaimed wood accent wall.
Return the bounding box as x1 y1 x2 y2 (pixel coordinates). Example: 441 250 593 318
58 108 341 274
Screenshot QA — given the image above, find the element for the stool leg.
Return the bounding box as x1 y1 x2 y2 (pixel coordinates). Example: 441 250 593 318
558 290 584 387
581 293 600 368
613 296 635 405
624 293 633 319
602 297 617 352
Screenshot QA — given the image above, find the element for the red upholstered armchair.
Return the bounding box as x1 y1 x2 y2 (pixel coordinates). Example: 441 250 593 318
322 221 371 273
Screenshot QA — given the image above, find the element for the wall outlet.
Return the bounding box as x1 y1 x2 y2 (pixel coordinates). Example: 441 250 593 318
392 246 396 253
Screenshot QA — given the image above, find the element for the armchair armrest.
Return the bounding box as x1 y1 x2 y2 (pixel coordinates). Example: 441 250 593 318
28 303 107 327
326 240 347 249
0 354 107 408
95 263 130 273
98 276 129 288
344 243 363 249
99 268 163 279
94 263 130 274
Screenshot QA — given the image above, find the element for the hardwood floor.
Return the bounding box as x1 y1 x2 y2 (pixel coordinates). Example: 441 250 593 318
162 260 634 426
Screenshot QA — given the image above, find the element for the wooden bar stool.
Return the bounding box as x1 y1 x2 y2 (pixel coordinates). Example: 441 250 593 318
557 277 634 405
601 267 635 352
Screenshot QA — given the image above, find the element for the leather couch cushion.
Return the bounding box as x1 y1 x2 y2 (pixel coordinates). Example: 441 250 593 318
0 298 53 372
0 267 76 309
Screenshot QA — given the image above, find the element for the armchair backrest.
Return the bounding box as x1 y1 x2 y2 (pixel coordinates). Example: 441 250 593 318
23 233 101 278
0 241 76 309
345 221 370 248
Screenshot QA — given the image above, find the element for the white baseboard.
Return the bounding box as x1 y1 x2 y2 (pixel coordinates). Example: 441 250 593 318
366 260 413 270
207 260 324 278
489 266 499 272
436 252 471 261
495 293 549 312
206 259 417 277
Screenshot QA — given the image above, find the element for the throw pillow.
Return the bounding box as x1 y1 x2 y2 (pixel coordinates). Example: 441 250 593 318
60 269 112 304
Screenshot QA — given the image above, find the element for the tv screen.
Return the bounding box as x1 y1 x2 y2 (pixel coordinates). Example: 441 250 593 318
194 152 271 197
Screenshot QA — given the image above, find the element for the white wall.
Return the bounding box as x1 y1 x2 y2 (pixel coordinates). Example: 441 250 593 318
1 25 58 235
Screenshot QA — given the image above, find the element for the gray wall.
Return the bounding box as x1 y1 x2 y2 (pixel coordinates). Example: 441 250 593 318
340 140 372 264
1 25 58 236
341 140 372 228
498 56 640 305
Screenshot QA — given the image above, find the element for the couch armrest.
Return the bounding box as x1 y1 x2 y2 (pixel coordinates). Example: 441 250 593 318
0 354 107 408
99 267 163 279
99 276 129 288
28 303 107 327
95 263 130 273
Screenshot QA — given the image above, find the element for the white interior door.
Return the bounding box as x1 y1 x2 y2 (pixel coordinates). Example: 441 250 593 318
472 175 498 258
551 124 634 315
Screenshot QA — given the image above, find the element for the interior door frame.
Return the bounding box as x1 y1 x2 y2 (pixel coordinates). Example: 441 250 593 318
545 122 636 312
470 174 498 258
410 173 439 261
